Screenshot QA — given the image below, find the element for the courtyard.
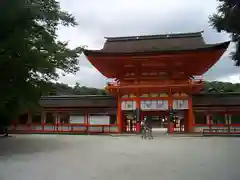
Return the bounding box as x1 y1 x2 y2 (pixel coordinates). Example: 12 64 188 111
0 134 239 180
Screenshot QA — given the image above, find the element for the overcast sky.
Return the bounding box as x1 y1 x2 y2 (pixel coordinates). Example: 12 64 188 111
57 0 240 88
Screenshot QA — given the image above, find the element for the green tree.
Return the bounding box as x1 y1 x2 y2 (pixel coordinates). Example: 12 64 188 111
0 0 82 130
203 81 240 93
210 0 240 65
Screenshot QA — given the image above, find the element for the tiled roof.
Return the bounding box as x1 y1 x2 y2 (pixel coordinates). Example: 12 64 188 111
102 31 206 52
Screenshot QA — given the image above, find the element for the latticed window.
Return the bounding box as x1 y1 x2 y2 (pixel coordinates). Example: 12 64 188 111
211 114 225 124
109 115 117 124
32 113 41 123
45 112 55 124
194 112 207 124
59 113 70 124
230 115 240 124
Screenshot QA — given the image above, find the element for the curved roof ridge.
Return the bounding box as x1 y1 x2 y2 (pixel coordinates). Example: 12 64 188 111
105 31 204 42
83 41 230 56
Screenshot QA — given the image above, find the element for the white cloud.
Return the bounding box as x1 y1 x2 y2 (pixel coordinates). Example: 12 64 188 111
218 75 240 83
57 0 239 88
58 55 108 88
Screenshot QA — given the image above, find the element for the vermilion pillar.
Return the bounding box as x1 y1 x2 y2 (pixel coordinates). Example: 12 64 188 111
27 111 32 126
136 98 140 133
228 114 232 125
168 93 173 133
225 113 228 125
41 111 46 131
187 97 194 133
117 98 122 133
84 110 88 133
55 112 59 131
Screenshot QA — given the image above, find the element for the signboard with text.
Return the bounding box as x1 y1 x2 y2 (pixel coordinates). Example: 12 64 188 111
140 100 168 111
173 100 189 110
121 101 137 110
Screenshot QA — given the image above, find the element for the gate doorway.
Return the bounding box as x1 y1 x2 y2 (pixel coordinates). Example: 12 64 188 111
123 111 137 133
140 110 188 133
172 110 187 132
122 110 188 133
141 111 169 128
140 111 168 134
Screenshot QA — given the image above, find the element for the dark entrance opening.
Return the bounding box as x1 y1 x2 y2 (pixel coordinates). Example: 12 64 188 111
140 110 188 133
123 111 137 133
172 110 187 132
140 111 169 127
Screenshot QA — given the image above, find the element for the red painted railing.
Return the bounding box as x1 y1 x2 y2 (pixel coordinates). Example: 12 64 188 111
9 123 119 134
193 124 240 127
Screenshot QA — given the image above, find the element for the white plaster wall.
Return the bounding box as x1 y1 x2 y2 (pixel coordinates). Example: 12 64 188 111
89 116 110 125
193 126 209 132
70 116 85 124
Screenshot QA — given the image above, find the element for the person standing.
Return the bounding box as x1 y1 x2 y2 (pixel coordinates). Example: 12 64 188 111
145 115 153 139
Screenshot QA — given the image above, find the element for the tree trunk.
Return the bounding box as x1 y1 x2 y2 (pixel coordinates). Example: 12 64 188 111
4 127 8 137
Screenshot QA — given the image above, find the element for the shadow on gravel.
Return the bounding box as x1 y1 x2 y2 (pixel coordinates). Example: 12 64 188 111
0 135 67 157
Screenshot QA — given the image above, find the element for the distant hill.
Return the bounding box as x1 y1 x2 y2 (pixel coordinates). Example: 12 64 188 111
49 82 108 95
203 81 240 93
47 81 240 96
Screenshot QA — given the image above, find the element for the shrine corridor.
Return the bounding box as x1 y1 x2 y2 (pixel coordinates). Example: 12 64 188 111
0 135 239 180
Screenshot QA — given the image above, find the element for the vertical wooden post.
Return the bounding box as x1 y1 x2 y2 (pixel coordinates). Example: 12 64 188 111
187 96 194 133
27 111 32 130
136 97 140 117
168 91 173 133
225 113 229 125
41 111 46 131
225 112 230 133
117 98 122 133
28 113 32 124
206 114 210 125
84 110 88 133
136 97 140 133
135 89 140 133
54 112 58 131
228 114 232 125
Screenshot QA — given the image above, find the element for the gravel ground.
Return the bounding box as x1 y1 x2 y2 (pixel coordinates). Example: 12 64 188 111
0 134 240 180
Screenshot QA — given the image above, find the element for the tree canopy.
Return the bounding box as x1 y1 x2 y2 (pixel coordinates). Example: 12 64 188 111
203 81 240 93
49 81 240 96
210 0 240 65
0 0 82 124
50 82 108 95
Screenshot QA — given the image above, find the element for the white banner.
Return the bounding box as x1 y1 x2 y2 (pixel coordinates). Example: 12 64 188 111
70 116 85 124
173 100 189 110
89 116 110 125
140 100 168 111
121 101 136 110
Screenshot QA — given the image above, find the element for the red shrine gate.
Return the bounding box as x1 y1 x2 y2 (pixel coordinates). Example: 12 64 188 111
119 93 192 133
84 32 229 133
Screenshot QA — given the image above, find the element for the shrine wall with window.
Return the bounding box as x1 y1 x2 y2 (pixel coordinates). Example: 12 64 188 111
88 114 111 125
18 114 28 124
211 113 225 125
194 112 207 124
110 115 117 124
45 112 55 124
230 114 240 124
32 113 41 123
69 111 85 124
59 112 70 124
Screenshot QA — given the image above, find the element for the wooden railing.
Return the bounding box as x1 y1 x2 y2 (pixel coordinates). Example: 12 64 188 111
8 123 119 134
202 125 240 136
